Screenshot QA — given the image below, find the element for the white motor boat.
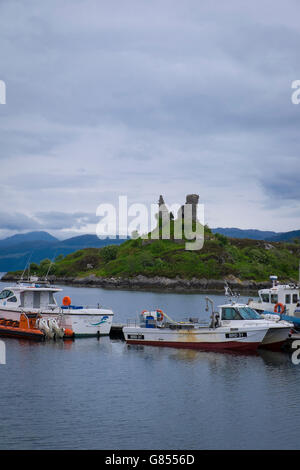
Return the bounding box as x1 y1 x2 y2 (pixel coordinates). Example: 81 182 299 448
123 299 292 352
248 275 300 318
0 277 114 337
218 302 292 350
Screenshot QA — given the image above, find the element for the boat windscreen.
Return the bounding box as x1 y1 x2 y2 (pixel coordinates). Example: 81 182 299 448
238 307 261 320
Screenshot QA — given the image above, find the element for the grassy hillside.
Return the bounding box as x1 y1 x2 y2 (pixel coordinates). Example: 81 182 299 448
7 228 300 282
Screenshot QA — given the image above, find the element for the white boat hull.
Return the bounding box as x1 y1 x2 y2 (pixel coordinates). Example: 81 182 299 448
260 326 291 350
123 325 268 351
61 312 113 337
0 307 113 337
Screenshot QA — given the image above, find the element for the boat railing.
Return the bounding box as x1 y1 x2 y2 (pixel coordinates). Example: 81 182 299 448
181 317 209 326
127 319 139 327
60 304 111 311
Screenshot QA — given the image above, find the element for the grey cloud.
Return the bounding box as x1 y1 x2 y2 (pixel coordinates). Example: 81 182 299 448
0 0 300 233
35 211 98 230
260 171 300 202
0 211 97 233
0 212 42 231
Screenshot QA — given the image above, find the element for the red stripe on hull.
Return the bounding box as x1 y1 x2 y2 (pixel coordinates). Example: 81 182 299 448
126 339 260 352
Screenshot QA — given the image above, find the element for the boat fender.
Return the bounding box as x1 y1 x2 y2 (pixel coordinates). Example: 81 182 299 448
63 328 74 338
274 302 285 314
62 296 71 307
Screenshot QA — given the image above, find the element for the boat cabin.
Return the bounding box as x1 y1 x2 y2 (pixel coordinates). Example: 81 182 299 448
247 276 300 317
258 287 299 308
218 304 261 322
0 282 62 311
254 276 300 316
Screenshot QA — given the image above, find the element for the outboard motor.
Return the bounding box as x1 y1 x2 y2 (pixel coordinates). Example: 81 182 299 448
48 318 65 339
36 318 54 339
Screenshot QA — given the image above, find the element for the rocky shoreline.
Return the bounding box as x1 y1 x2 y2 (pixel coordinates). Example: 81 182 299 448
1 272 276 293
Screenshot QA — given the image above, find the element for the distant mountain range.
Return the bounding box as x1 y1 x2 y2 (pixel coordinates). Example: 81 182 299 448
0 228 299 272
0 231 58 248
212 227 300 242
0 231 128 271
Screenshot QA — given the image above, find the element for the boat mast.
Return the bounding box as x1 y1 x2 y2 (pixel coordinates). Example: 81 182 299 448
20 252 33 283
205 296 217 329
44 252 57 282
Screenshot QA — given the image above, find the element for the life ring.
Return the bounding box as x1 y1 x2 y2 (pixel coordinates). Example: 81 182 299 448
274 302 285 314
62 296 71 307
156 309 164 322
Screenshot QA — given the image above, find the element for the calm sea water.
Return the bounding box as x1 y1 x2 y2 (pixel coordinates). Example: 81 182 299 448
0 278 300 450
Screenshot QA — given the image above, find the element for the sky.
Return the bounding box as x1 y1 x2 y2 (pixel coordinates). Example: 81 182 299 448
0 0 300 239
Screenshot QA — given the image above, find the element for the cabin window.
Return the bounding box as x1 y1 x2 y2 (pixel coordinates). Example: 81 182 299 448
285 294 291 304
271 294 278 304
293 294 298 304
261 294 270 303
49 292 55 304
238 307 261 320
33 292 41 308
0 290 13 299
222 307 242 321
7 296 17 302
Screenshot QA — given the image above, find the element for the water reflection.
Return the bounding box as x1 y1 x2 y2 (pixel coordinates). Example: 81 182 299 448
1 279 300 450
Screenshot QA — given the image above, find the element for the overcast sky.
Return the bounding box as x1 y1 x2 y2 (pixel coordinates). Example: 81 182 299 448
0 0 299 239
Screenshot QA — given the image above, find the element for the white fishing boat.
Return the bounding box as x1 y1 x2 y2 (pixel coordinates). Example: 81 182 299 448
248 275 300 317
0 277 114 337
123 299 292 352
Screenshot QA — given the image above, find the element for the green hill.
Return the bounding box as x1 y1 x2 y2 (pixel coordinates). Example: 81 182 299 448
5 227 300 283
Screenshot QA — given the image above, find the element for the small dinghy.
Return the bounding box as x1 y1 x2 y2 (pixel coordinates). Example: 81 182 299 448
0 313 74 341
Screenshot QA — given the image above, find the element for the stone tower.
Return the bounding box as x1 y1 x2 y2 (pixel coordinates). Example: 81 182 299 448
178 194 199 222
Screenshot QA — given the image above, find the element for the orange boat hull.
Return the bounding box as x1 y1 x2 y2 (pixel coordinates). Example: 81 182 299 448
0 325 45 341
